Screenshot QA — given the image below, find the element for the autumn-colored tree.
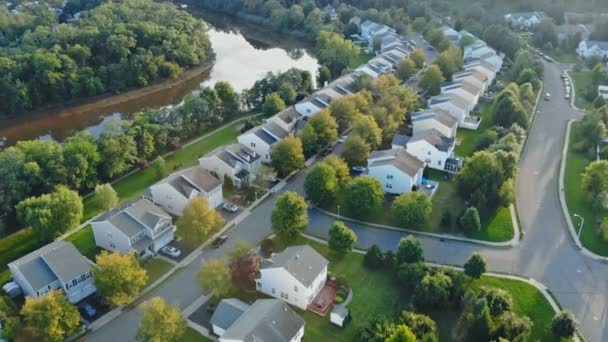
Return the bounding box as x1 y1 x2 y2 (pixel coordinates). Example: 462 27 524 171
20 290 80 342
136 297 187 342
176 197 225 246
94 251 148 306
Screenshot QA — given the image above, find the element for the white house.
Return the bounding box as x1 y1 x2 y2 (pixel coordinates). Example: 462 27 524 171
199 143 261 189
8 241 96 303
143 166 223 215
463 41 496 61
380 33 408 53
237 122 289 162
463 60 498 86
367 149 424 194
355 62 390 79
504 12 547 30
267 107 301 132
294 92 333 117
405 128 456 171
428 94 470 124
360 20 394 41
599 85 608 100
441 25 461 44
411 108 458 138
211 298 305 342
440 83 478 111
91 199 176 258
577 40 608 59
256 245 328 310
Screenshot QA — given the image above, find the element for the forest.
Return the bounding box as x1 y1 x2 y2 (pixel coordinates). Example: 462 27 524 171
0 0 210 116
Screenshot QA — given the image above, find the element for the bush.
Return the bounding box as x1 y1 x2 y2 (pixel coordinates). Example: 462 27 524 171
382 250 396 270
260 239 274 256
551 311 578 338
413 271 453 308
334 295 344 304
364 244 384 269
397 262 430 289
459 207 481 232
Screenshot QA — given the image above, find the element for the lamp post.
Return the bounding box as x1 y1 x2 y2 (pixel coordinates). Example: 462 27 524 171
337 205 340 219
573 214 584 239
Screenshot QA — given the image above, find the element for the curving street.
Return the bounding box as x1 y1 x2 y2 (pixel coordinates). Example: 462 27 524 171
85 61 607 341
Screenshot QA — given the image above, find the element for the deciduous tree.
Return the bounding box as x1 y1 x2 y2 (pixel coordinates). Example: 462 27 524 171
271 136 305 176
343 176 383 218
328 221 357 257
464 253 487 280
352 115 382 149
459 207 482 232
304 163 338 207
176 197 224 246
137 297 187 342
414 272 452 308
198 259 232 296
20 290 80 342
551 311 578 338
398 58 417 81
262 92 286 116
385 325 416 342
271 191 308 239
342 135 370 167
323 156 351 188
309 109 338 147
582 160 608 206
397 235 424 264
91 183 119 212
419 65 444 96
391 192 432 227
94 251 148 306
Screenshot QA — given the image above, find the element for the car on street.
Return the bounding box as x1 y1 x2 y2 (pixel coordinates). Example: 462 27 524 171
351 166 366 173
337 136 347 143
544 93 551 100
565 93 570 100
409 40 417 46
160 246 181 258
79 302 96 318
212 234 228 248
320 145 332 156
222 202 239 213
267 175 279 183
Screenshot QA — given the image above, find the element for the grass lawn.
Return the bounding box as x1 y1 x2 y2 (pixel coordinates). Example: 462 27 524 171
180 327 212 342
569 71 595 111
274 235 557 341
454 104 494 157
64 225 97 260
142 258 175 287
349 52 374 69
545 49 579 64
564 122 608 256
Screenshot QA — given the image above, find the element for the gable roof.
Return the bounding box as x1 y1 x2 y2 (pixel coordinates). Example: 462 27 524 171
254 128 279 145
507 11 546 21
264 122 289 140
225 143 260 164
368 149 424 177
391 134 410 148
210 298 250 331
275 107 301 125
411 109 458 128
9 241 91 290
155 166 221 196
263 245 328 287
94 199 170 237
584 40 608 51
221 299 305 342
409 128 454 152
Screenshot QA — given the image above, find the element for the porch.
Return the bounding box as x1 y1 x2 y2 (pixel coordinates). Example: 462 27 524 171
307 282 338 316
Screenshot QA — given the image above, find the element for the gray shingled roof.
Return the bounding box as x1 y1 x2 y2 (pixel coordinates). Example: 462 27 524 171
254 128 279 145
585 40 608 51
411 109 457 128
97 199 170 238
391 134 410 147
409 128 455 152
276 107 300 124
263 245 328 287
221 299 305 342
210 298 249 331
263 122 289 140
225 143 260 163
9 241 90 290
368 149 424 177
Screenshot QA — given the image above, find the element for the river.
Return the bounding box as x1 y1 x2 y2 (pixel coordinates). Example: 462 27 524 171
0 10 319 146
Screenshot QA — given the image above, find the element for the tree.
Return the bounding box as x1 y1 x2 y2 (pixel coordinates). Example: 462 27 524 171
94 251 148 306
392 192 432 227
410 48 425 69
385 325 416 342
464 253 487 279
342 135 371 167
492 312 532 342
198 259 232 296
456 151 504 217
398 58 417 81
304 163 338 207
352 115 382 149
63 132 101 190
398 311 437 340
300 124 320 157
412 17 427 32
397 235 424 264
323 156 351 188
155 156 169 179
317 65 331 87
592 63 605 86
364 244 384 269
278 83 297 105
459 207 482 232
176 197 225 246
20 290 80 342
215 81 240 118
414 272 453 308
344 176 384 218
581 160 608 205
137 297 187 342
91 183 119 212
98 122 138 179
309 109 338 147
262 92 286 116
271 191 308 239
476 287 513 317
419 65 444 96
397 262 430 289
230 254 262 290
271 136 305 176
316 31 359 77
229 240 253 259
16 185 83 242
328 221 357 257
329 92 372 131
434 46 463 78
551 311 578 338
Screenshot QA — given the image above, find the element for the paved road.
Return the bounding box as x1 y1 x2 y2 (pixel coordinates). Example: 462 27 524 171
87 62 607 341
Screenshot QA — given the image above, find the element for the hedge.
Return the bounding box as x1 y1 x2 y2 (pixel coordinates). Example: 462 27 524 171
0 228 42 272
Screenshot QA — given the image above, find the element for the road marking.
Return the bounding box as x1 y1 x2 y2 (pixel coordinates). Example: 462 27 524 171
577 269 582 273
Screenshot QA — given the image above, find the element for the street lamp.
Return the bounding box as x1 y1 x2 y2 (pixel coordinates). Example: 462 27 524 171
573 214 584 239
337 205 340 219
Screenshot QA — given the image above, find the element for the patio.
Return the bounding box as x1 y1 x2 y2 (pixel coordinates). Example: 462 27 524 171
308 282 338 316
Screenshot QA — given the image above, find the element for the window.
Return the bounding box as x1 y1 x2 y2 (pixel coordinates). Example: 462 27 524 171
385 183 393 189
250 142 256 148
72 279 77 286
425 158 431 164
294 285 298 292
110 242 116 249
386 174 393 179
271 288 276 294
81 274 87 282
438 160 442 166
427 151 431 155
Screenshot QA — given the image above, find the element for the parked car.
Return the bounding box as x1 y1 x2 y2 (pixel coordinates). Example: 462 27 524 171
222 202 239 213
79 302 96 318
544 93 551 100
212 235 228 248
565 93 570 100
160 246 181 258
267 175 279 183
351 166 366 173
337 136 347 143
320 145 332 156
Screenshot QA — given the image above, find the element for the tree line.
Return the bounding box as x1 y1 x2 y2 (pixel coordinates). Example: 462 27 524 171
0 0 210 116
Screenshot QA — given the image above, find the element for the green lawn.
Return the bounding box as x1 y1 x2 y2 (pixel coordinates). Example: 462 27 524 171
545 49 579 64
348 52 374 69
142 258 175 287
466 206 514 242
64 225 97 260
180 327 212 342
569 71 595 110
454 104 495 157
275 235 557 341
564 122 608 256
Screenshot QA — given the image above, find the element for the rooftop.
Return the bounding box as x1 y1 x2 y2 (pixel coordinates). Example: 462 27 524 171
409 128 455 152
368 149 424 177
263 245 328 287
210 298 250 331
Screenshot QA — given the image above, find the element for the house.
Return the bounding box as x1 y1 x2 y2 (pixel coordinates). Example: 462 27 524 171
577 40 608 59
504 12 547 30
440 83 478 111
8 241 96 303
599 85 608 100
441 25 461 44
211 298 305 342
355 62 391 79
267 107 301 132
91 199 176 258
463 41 497 61
256 245 329 310
452 70 488 96
360 20 394 41
463 60 498 86
237 122 289 162
367 149 424 194
405 128 455 171
294 92 334 117
428 94 470 124
379 33 408 53
391 134 411 150
411 108 458 138
199 143 261 188
143 166 223 215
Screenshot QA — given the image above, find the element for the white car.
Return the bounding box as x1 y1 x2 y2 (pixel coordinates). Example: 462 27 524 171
544 93 551 100
222 202 239 213
337 136 347 143
160 246 181 258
